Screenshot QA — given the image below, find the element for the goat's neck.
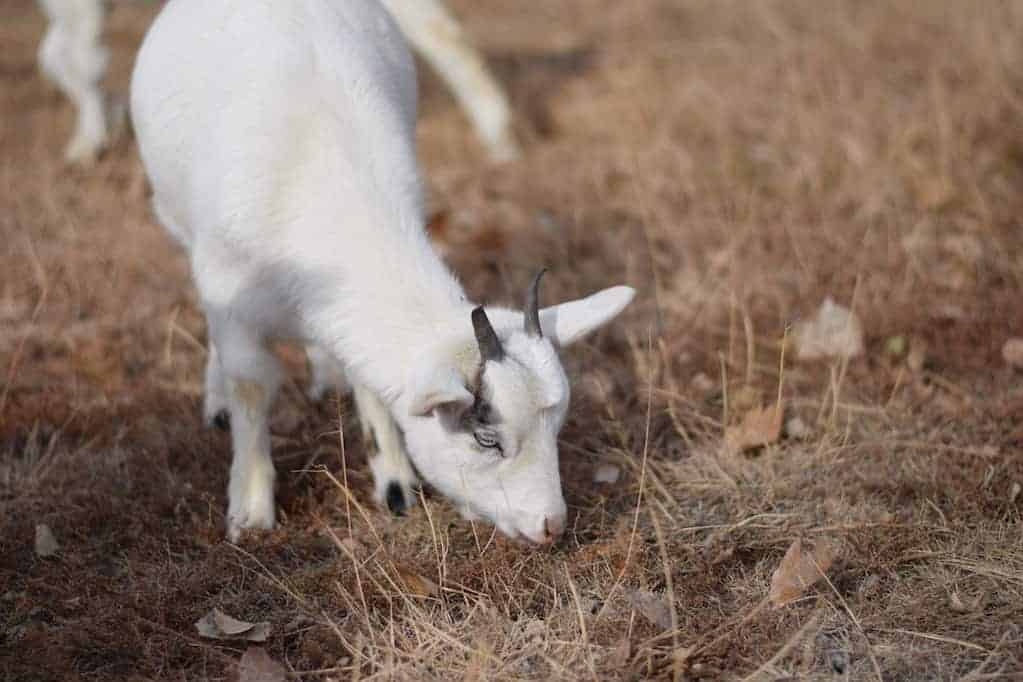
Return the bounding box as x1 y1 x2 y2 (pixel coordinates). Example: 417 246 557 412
302 224 473 406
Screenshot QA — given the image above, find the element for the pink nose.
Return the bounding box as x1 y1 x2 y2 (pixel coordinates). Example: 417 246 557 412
541 514 567 544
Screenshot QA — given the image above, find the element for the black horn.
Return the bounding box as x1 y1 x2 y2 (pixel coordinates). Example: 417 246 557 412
524 268 546 337
471 306 504 362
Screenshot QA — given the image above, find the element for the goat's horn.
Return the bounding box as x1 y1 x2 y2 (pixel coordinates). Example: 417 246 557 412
472 306 504 362
524 269 546 337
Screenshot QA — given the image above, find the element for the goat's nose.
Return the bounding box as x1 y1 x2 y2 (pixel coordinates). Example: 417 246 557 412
542 514 567 543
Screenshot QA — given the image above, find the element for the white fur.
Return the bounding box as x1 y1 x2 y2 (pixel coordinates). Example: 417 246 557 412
37 0 109 164
131 0 633 543
36 0 519 164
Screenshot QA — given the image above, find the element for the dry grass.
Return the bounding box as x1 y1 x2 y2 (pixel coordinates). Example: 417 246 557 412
2 0 1022 679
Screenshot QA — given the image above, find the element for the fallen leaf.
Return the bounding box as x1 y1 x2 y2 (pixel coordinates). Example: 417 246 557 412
1002 338 1023 369
624 588 672 630
396 567 439 598
793 298 864 361
1009 482 1021 505
238 647 287 682
769 538 838 608
195 609 270 642
730 385 763 413
725 403 783 453
594 463 621 484
885 335 907 357
34 524 59 558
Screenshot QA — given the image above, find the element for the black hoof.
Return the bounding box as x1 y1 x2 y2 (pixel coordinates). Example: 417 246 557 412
386 482 406 516
212 410 231 431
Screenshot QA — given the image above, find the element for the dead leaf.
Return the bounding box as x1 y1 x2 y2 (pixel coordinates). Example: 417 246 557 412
624 588 672 630
730 385 763 413
238 647 287 682
396 567 439 597
1002 338 1023 369
34 524 59 558
885 335 907 357
769 538 838 608
195 609 270 642
793 298 864 361
594 463 621 484
725 403 783 453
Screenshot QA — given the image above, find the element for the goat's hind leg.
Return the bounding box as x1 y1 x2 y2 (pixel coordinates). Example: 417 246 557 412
353 384 419 515
306 344 349 401
203 343 230 430
209 321 282 541
37 0 110 165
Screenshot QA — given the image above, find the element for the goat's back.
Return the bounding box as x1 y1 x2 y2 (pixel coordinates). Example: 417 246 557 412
131 0 421 255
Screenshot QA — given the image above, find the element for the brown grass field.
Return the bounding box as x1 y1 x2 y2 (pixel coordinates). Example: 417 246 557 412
2 0 1023 679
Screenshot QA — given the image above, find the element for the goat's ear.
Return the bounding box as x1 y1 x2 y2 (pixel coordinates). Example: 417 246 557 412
540 286 635 347
408 364 474 417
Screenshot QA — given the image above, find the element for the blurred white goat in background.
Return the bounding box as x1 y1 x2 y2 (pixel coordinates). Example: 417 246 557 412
37 0 520 165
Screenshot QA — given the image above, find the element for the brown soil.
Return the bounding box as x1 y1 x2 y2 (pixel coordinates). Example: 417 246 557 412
2 0 1021 679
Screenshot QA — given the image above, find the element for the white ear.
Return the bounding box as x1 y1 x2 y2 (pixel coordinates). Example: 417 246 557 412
540 286 635 347
407 364 474 417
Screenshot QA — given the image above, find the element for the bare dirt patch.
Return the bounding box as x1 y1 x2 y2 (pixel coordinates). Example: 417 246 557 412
2 0 1021 679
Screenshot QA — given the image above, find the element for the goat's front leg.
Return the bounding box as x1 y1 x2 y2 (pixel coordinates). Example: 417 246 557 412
353 383 419 515
212 325 282 541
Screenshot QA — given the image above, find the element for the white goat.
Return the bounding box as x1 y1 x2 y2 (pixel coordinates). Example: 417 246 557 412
37 0 520 164
131 0 634 544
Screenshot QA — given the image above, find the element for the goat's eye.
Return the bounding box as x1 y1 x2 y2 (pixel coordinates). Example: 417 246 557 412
473 429 502 453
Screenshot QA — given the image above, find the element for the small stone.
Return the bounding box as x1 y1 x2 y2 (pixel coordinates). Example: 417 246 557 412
1002 338 1023 369
785 416 810 440
690 372 715 394
793 298 864 361
948 592 972 614
34 524 59 558
594 464 621 484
